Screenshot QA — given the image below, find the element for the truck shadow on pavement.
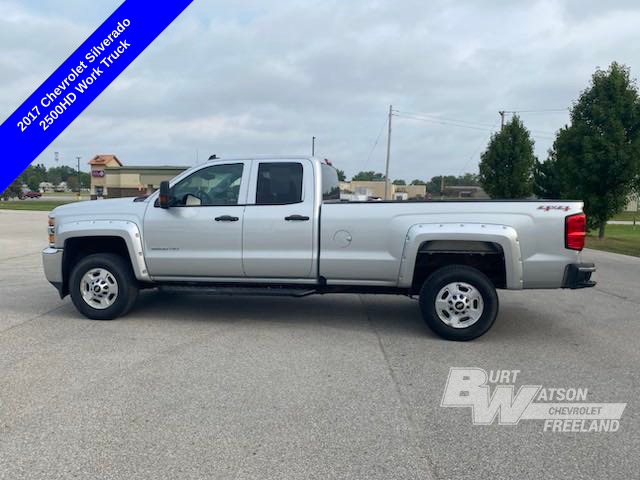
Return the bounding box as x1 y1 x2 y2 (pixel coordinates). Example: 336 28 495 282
130 290 429 337
107 289 566 342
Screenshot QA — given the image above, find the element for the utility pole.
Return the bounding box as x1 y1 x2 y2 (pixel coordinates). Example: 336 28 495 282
384 104 393 201
499 111 506 131
311 136 315 156
76 156 81 200
440 175 445 200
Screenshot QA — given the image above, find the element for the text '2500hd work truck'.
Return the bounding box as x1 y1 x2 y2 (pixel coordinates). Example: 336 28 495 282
43 156 595 340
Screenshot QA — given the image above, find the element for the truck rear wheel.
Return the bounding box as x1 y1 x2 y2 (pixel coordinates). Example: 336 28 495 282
69 253 138 320
419 265 498 341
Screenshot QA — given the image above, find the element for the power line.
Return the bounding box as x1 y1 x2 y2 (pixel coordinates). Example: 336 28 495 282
458 120 499 176
503 108 568 114
394 110 496 129
384 104 393 200
396 110 555 141
363 115 388 170
394 113 496 132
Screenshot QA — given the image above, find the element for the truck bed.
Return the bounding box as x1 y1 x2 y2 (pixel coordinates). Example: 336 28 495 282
319 200 584 289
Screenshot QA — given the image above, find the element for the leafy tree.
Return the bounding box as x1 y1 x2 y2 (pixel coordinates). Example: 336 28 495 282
48 170 62 186
533 154 566 199
352 171 385 181
550 62 640 238
336 169 346 182
1 178 23 200
79 172 90 189
410 179 426 185
20 164 46 191
424 174 480 194
427 176 445 194
67 176 79 191
459 173 480 186
479 115 536 198
392 179 406 185
27 175 40 192
47 165 77 184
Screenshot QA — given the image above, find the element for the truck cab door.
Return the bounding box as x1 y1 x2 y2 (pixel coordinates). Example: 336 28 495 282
143 162 250 278
242 159 316 278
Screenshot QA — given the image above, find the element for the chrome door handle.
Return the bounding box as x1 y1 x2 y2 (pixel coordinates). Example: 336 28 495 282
284 215 310 221
215 215 239 222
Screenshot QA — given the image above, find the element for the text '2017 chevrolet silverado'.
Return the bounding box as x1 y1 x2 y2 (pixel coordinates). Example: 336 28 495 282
43 156 595 340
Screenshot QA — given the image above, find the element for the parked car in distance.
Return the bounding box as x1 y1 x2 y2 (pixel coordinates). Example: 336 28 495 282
42 156 595 341
24 191 42 199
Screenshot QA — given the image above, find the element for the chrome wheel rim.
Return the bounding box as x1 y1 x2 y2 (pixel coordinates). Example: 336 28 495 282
80 268 119 310
435 282 484 329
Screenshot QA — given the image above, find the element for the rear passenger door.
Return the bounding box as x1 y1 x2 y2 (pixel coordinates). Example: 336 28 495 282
242 160 315 278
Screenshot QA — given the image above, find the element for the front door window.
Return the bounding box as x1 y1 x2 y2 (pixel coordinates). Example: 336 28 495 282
171 163 244 206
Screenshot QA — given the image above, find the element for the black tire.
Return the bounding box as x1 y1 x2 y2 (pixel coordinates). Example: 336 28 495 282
69 253 138 320
419 265 498 341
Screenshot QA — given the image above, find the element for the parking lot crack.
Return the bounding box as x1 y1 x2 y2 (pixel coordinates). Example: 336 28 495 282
594 286 640 305
0 303 67 336
359 295 438 480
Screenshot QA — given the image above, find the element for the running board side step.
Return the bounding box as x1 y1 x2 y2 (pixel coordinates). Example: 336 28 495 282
158 284 318 297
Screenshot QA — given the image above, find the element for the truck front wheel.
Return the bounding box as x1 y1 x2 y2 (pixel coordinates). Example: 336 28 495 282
69 253 138 320
419 265 498 341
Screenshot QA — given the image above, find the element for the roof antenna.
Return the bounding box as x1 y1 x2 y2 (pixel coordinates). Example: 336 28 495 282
208 154 218 160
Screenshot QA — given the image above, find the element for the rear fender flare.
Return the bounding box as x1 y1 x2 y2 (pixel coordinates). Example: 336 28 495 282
397 223 523 289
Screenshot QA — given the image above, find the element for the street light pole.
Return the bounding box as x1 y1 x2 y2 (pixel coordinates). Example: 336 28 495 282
384 104 393 201
312 136 315 156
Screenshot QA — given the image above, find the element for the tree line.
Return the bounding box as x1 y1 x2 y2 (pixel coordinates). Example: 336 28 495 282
479 62 640 238
342 170 480 194
1 164 91 200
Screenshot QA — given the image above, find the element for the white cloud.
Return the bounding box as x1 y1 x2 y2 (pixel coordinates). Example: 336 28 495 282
2 0 640 180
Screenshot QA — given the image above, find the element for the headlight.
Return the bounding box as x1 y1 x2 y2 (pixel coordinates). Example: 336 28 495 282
48 216 55 247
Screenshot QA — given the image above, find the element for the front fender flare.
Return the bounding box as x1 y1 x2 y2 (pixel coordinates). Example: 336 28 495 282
57 220 151 282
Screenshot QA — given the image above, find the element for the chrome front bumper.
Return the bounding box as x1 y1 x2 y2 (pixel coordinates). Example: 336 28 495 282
42 247 64 295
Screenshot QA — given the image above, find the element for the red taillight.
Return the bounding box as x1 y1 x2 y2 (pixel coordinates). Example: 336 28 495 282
566 213 586 250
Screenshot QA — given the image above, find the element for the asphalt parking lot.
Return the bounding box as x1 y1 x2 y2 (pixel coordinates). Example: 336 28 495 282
0 209 638 480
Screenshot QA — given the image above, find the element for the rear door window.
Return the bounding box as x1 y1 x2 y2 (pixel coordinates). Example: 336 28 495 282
256 162 303 205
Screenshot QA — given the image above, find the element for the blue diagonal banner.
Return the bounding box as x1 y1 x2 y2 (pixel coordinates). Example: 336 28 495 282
0 0 194 192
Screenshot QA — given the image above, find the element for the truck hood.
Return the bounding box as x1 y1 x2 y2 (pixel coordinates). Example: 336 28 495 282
51 197 150 225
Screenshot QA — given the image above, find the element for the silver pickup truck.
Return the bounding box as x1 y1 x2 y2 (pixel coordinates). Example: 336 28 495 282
43 156 595 340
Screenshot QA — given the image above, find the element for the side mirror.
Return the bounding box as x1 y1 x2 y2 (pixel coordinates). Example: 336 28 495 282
159 181 171 209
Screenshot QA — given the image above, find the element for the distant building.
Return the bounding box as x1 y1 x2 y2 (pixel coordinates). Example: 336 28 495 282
38 182 54 192
89 154 123 198
54 181 68 192
441 186 489 199
339 180 426 200
89 154 187 199
104 165 188 198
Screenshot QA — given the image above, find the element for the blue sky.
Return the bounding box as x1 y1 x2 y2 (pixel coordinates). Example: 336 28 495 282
1 0 639 181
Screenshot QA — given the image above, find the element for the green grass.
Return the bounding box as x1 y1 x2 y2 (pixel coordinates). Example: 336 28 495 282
610 211 639 222
587 224 640 257
0 200 81 211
